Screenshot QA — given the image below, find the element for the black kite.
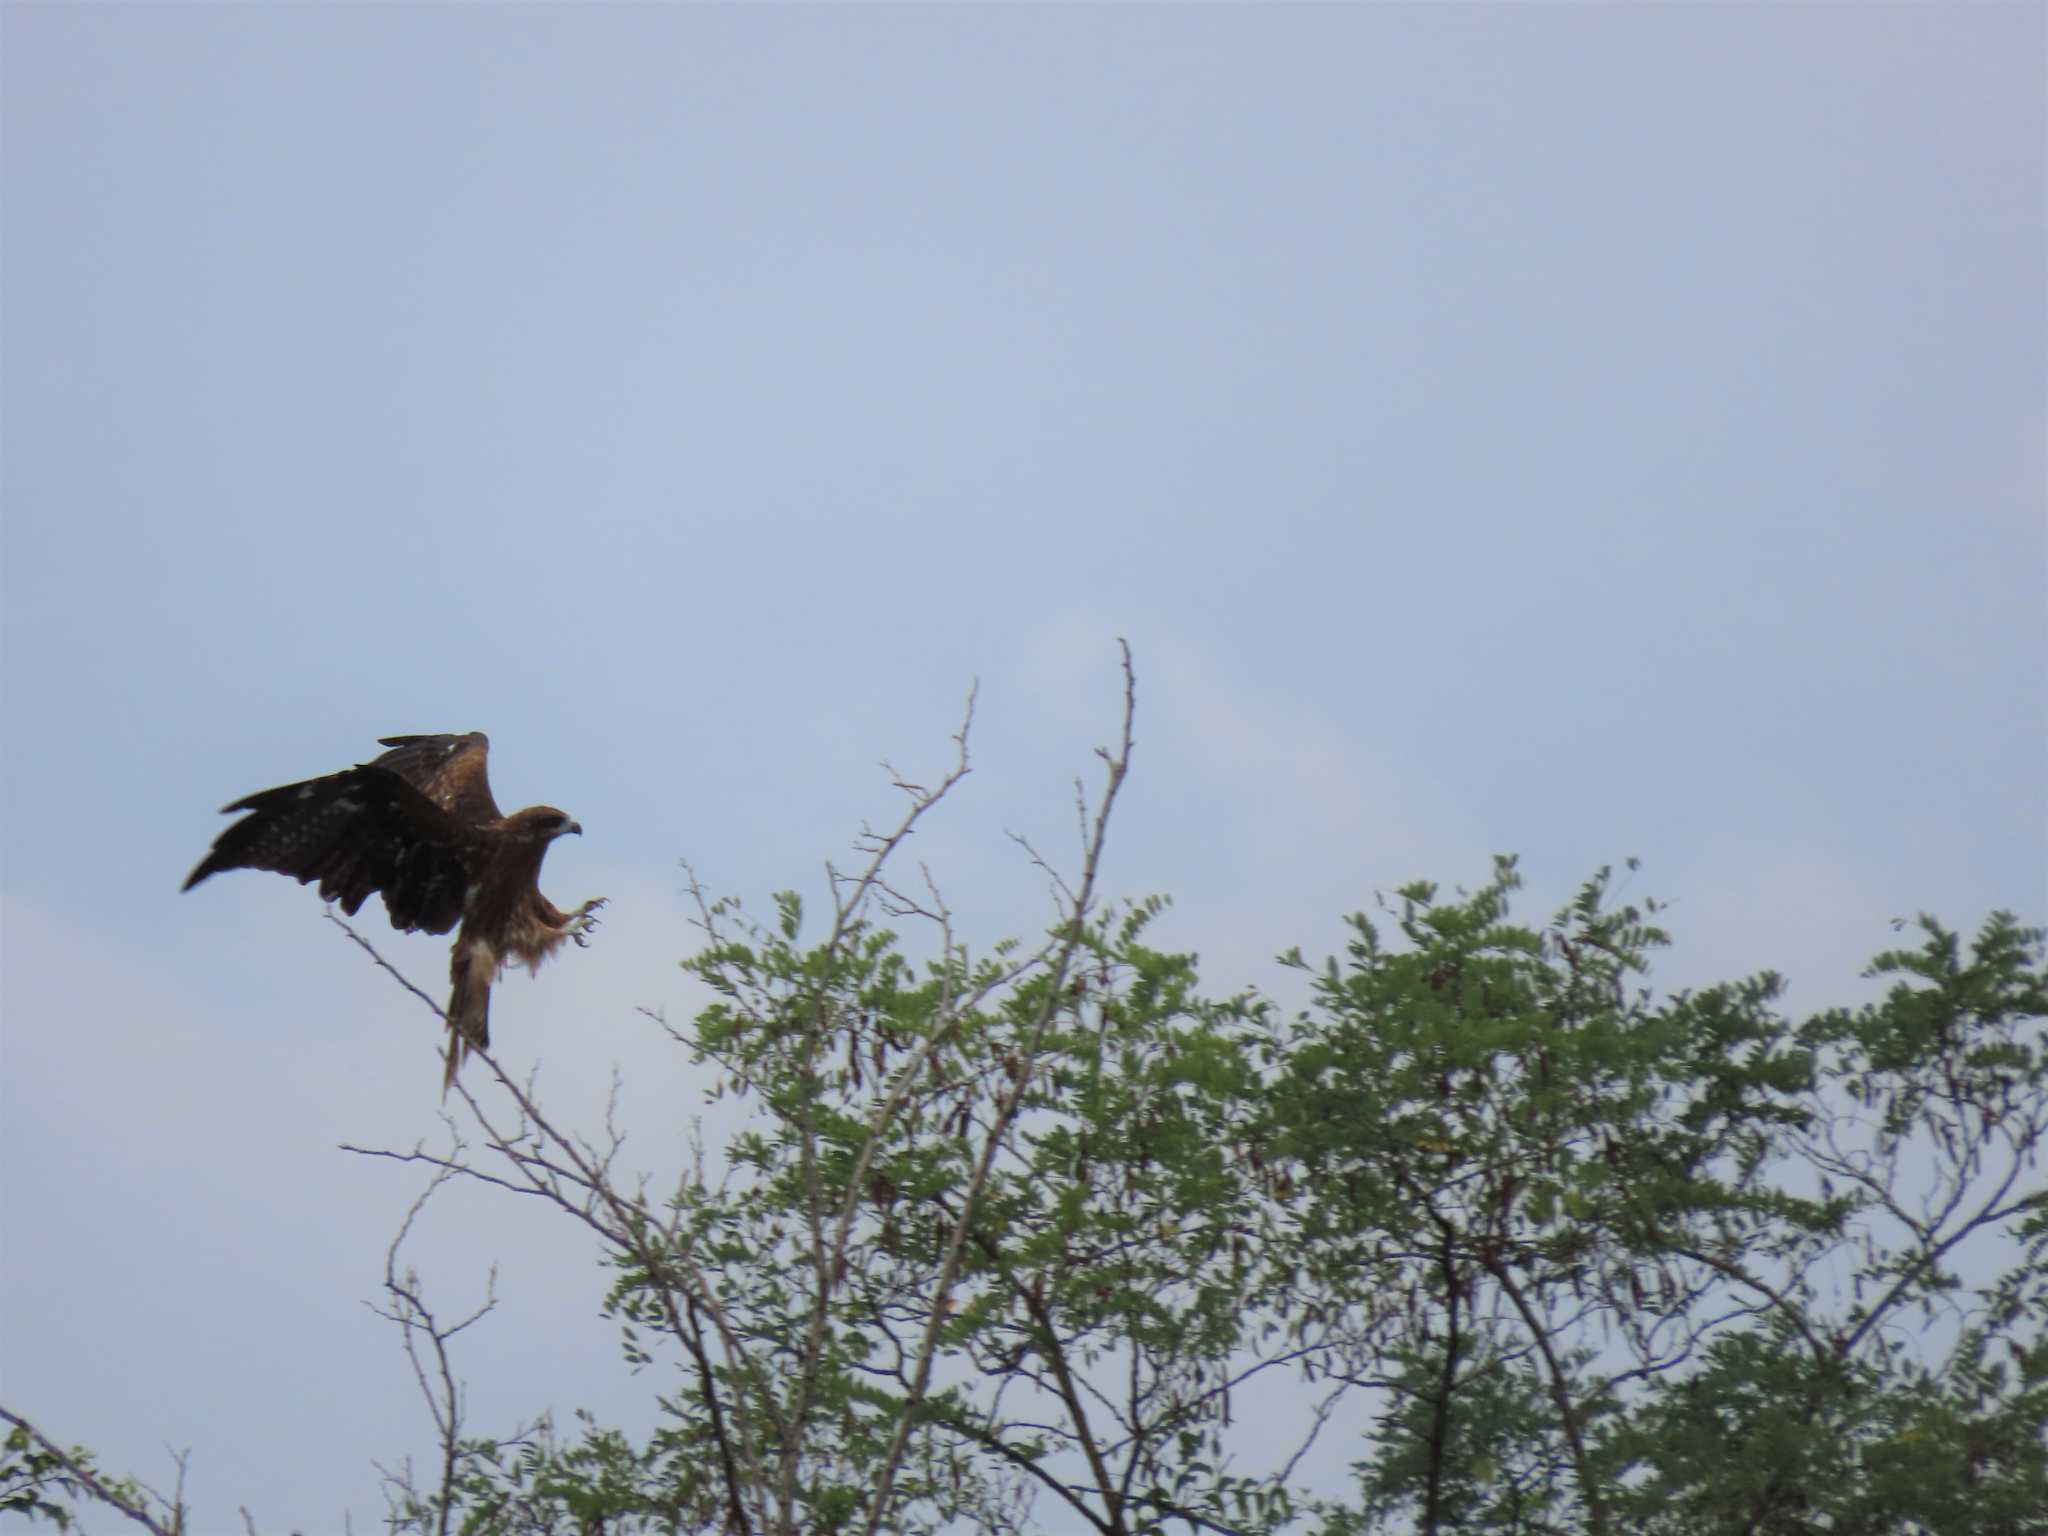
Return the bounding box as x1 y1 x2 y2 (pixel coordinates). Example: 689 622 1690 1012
183 732 604 1090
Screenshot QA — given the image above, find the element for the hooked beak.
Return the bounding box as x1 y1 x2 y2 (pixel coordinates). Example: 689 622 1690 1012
565 820 583 837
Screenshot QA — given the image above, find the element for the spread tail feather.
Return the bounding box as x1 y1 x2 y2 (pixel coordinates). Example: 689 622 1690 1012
443 944 494 1095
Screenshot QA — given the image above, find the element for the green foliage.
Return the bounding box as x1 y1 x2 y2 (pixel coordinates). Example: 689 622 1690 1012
1253 869 2048 1536
381 1415 689 1536
0 1424 84 1529
374 845 2035 1536
612 885 1282 1535
0 1420 176 1534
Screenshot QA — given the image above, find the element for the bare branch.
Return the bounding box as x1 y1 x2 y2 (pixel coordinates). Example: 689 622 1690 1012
325 911 447 1019
860 642 1137 1536
363 1162 498 1536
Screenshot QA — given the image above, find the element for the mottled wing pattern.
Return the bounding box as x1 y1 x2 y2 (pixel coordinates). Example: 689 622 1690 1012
372 732 502 827
182 766 480 935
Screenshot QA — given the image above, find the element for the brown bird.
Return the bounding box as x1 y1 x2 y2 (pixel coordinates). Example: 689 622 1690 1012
183 732 605 1090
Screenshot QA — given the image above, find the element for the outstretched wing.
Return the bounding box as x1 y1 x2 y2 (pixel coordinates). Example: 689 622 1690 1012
372 732 502 826
182 765 483 935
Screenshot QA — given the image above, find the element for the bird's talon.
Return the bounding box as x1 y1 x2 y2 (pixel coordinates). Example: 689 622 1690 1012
569 897 607 947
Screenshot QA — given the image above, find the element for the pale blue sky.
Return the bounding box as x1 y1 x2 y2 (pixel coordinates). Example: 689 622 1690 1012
4 5 2042 1528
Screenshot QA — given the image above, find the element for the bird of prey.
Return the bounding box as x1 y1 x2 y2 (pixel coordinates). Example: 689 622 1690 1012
183 732 605 1090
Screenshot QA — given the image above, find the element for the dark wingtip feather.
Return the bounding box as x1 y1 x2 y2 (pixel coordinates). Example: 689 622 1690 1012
220 780 320 816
